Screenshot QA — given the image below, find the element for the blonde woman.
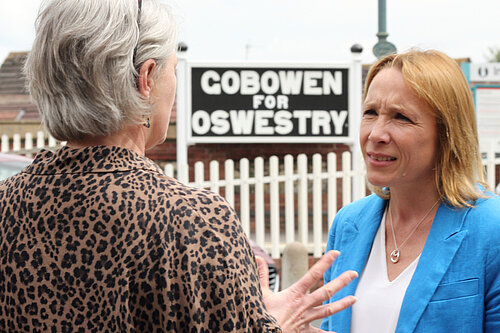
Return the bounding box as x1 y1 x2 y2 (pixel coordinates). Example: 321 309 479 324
322 50 500 333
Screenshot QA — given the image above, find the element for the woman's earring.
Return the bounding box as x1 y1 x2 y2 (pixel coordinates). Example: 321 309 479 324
143 117 151 128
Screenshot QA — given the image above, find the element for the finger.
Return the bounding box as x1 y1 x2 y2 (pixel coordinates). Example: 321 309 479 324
297 326 324 333
308 270 358 307
290 250 340 295
309 295 357 322
255 255 270 293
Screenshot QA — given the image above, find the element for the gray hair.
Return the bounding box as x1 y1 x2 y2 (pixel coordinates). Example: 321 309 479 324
24 0 177 142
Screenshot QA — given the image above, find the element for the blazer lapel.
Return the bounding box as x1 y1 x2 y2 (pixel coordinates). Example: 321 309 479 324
334 196 386 332
396 203 468 333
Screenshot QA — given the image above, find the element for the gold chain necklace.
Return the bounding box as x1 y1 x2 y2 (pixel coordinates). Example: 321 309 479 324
388 199 441 264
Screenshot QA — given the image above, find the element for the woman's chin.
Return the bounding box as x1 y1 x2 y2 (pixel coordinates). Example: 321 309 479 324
366 176 389 188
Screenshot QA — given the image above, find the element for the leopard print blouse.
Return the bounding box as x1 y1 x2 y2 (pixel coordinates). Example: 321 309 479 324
0 146 281 332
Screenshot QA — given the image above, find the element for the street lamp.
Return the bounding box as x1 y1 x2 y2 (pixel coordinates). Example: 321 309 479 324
373 0 396 59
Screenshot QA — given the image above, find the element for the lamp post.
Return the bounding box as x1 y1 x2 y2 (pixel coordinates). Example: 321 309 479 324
373 0 396 59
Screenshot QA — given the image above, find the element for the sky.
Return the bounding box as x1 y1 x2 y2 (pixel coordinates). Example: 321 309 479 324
1 0 500 66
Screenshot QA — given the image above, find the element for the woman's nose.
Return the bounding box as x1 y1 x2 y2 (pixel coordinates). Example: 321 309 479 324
368 118 390 144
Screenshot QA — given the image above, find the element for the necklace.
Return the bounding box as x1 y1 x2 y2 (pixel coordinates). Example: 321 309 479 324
388 198 441 264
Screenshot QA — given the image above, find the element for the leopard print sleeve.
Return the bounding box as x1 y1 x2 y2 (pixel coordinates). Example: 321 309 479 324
145 180 282 332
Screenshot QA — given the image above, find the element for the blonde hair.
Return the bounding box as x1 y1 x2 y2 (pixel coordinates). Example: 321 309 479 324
24 0 177 142
364 49 487 207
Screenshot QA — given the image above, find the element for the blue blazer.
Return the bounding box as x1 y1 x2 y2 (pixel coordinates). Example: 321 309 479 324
321 193 500 333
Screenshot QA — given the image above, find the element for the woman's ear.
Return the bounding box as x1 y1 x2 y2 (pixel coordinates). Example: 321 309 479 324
137 59 157 98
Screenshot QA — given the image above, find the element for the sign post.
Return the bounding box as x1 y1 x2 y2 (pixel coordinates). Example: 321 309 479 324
350 45 364 200
175 53 188 168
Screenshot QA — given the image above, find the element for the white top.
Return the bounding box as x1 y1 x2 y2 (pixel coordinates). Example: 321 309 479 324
350 211 420 333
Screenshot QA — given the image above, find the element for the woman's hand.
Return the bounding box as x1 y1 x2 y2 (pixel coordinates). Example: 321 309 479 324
256 250 357 333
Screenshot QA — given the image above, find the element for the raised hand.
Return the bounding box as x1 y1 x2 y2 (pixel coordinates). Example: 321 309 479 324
256 250 357 333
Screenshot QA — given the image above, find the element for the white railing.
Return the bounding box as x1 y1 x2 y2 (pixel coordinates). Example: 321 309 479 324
0 130 64 156
165 152 368 258
1 131 499 258
482 140 500 192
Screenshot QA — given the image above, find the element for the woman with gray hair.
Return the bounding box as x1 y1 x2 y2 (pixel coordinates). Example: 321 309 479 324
0 0 357 332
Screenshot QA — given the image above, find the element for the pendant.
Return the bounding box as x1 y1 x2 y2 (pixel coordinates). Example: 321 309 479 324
390 249 400 263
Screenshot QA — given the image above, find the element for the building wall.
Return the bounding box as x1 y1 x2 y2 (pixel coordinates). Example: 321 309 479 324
0 122 44 137
146 137 351 169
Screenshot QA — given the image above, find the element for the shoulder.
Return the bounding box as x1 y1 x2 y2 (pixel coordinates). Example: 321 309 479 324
153 174 244 241
471 193 500 218
157 175 235 218
470 195 500 298
464 194 500 231
458 194 500 266
152 174 251 267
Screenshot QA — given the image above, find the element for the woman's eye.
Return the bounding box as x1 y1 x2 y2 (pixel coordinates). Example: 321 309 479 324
363 109 377 116
396 113 412 122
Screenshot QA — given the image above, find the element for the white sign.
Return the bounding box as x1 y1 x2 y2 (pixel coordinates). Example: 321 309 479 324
475 86 500 151
470 63 500 82
187 62 357 144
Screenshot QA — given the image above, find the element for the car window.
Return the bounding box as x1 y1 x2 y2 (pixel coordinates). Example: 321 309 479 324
0 154 33 181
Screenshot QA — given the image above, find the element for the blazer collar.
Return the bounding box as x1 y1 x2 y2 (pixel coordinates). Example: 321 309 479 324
343 196 386 277
333 195 387 332
26 145 163 175
396 202 468 333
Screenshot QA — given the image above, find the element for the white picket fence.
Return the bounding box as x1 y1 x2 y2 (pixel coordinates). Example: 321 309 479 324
165 152 368 258
483 140 500 194
1 131 500 258
0 131 63 156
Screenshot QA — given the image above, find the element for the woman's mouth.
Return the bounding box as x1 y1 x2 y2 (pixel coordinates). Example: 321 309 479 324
370 155 396 161
367 153 397 163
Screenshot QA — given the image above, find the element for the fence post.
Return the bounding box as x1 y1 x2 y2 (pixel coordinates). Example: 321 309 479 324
281 242 309 290
284 154 295 244
25 132 33 157
13 134 21 152
164 164 174 178
312 154 323 258
269 156 280 259
225 159 235 207
177 163 189 185
355 149 367 200
255 157 265 249
48 136 57 148
36 131 45 150
297 154 308 247
342 152 352 207
1 134 8 152
327 152 337 229
194 161 204 188
240 158 250 237
209 160 219 194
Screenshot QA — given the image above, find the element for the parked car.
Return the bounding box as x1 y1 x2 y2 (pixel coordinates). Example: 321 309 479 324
0 153 33 181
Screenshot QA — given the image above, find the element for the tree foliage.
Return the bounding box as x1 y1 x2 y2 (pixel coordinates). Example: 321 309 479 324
486 47 500 62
